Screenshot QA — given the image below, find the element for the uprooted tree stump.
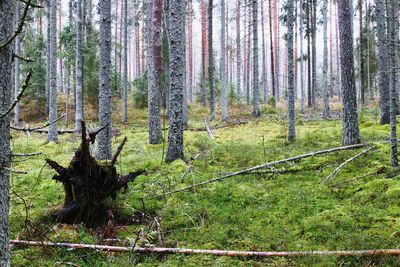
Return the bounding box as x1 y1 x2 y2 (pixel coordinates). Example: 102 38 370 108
46 121 144 227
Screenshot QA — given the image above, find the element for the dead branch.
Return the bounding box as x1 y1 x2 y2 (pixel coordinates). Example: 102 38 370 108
204 119 214 139
0 0 33 49
88 124 109 144
10 240 400 257
5 168 27 174
0 70 32 119
190 119 248 132
152 143 370 198
13 53 34 62
19 0 43 8
11 152 42 157
111 137 127 166
322 146 376 183
331 171 378 188
10 115 74 134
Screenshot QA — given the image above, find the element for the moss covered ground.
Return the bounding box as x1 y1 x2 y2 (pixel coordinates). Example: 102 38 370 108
9 101 400 266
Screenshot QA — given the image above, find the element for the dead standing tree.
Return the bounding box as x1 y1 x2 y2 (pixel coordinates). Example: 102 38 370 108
46 121 144 227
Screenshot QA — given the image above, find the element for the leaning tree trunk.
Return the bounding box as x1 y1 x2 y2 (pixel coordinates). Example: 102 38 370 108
375 0 390 125
165 0 185 163
322 0 330 118
47 121 144 227
252 0 261 117
75 0 84 132
48 0 59 142
287 0 295 141
0 1 14 265
221 0 228 121
338 0 360 146
97 0 113 160
208 0 215 121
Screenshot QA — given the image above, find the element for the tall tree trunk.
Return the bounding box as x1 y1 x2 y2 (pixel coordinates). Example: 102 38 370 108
148 0 163 143
121 0 128 124
236 0 241 99
97 0 113 160
387 0 399 167
48 0 59 142
166 0 185 163
329 0 333 98
338 0 360 146
307 0 311 108
322 0 330 118
311 0 317 109
246 2 251 106
252 0 261 117
299 0 305 112
375 0 390 125
188 0 193 103
221 0 228 121
13 2 21 127
261 0 267 102
269 0 276 99
335 2 341 100
208 0 215 121
46 0 51 115
359 0 365 105
114 0 119 95
0 1 14 265
75 0 84 132
201 0 207 106
244 0 248 103
287 0 295 141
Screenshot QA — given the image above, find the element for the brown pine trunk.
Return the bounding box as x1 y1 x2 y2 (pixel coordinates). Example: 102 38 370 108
200 0 206 106
269 0 276 98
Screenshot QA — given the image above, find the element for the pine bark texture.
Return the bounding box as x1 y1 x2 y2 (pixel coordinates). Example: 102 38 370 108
322 0 330 118
48 0 59 142
252 0 260 117
261 0 267 102
97 0 113 160
75 0 84 132
165 0 185 162
121 0 128 124
287 0 295 141
236 0 241 99
0 1 14 265
221 0 228 121
387 0 399 167
208 0 215 120
148 0 163 144
201 0 207 106
299 0 305 112
269 0 276 98
338 0 360 146
375 0 390 125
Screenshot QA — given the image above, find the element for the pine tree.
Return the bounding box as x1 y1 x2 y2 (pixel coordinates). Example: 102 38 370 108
75 0 84 132
286 0 295 141
221 0 228 121
121 0 128 124
208 0 215 121
322 0 330 118
252 0 261 117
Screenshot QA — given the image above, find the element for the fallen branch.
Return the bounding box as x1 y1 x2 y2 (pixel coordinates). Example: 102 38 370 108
111 137 127 166
0 70 32 119
10 240 400 257
331 171 378 188
152 143 369 198
11 152 42 157
322 146 376 183
10 115 75 134
204 119 214 139
189 120 248 132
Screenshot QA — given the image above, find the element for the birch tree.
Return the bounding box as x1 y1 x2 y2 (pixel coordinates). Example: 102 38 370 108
97 0 113 160
338 0 360 146
166 0 185 162
48 0 59 142
0 1 14 264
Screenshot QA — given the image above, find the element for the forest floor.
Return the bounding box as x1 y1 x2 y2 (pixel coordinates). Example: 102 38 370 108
9 100 400 266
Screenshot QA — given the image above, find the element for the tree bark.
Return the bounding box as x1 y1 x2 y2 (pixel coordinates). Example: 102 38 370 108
221 0 228 121
75 0 84 132
48 0 59 142
121 0 128 124
0 1 14 265
311 0 317 109
97 0 113 160
252 0 261 117
208 0 215 121
322 0 330 118
375 0 390 125
287 0 295 141
338 0 360 146
165 0 185 162
299 0 304 112
236 0 242 100
13 2 21 127
261 0 267 102
269 0 276 99
200 0 207 106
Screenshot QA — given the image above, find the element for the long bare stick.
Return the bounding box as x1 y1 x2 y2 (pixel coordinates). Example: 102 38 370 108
152 143 369 198
322 146 375 183
111 137 127 166
0 70 32 119
11 152 42 157
10 240 400 257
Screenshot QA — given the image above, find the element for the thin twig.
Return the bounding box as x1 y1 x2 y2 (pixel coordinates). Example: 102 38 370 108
322 146 376 183
151 143 370 198
0 70 32 119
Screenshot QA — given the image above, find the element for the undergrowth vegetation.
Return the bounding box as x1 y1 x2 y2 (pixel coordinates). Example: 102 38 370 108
9 100 400 266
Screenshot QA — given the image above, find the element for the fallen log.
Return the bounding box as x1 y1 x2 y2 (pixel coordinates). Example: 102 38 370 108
152 143 370 198
46 121 144 227
10 240 400 257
